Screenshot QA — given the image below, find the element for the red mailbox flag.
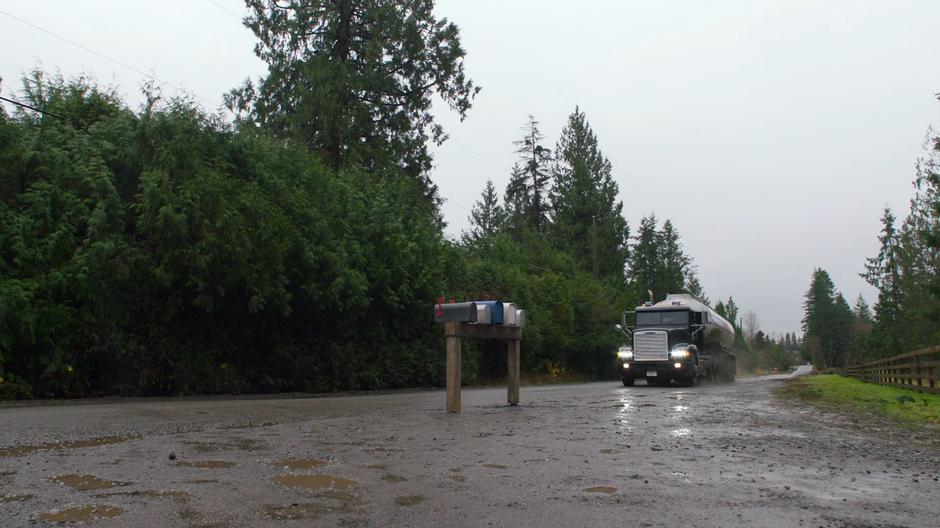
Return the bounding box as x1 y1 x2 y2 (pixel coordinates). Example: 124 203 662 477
436 296 445 319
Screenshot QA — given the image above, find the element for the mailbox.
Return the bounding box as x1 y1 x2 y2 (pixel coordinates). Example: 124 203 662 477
502 303 518 326
515 309 526 328
474 301 504 325
434 302 478 323
476 303 493 324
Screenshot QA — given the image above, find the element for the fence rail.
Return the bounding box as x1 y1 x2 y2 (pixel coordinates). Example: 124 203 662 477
843 345 940 394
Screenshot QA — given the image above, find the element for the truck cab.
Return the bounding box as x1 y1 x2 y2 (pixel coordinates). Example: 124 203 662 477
616 294 736 387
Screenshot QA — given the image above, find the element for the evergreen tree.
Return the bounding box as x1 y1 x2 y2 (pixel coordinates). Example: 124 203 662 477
228 0 479 185
657 219 691 295
627 215 660 302
549 107 629 280
463 179 504 246
504 116 551 234
725 296 739 327
860 208 903 353
714 300 727 319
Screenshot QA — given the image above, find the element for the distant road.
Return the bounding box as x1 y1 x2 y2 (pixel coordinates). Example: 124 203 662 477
1 372 936 527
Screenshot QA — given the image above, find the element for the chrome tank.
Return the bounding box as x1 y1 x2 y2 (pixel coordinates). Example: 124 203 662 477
651 294 735 349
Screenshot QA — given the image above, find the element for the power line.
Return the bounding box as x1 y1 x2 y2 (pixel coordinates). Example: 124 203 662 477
0 8 227 112
203 0 244 20
0 94 64 120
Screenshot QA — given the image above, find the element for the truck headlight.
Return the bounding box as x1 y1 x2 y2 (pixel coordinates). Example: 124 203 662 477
670 346 691 359
616 347 633 360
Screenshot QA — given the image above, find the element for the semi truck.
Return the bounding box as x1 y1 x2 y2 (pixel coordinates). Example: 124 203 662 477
615 293 736 386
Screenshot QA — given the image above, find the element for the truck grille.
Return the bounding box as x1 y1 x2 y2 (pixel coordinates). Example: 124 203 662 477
634 330 668 361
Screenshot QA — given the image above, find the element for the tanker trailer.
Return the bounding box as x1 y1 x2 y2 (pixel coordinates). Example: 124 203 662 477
614 294 736 386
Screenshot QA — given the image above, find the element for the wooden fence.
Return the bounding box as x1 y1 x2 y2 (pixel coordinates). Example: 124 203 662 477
842 345 940 394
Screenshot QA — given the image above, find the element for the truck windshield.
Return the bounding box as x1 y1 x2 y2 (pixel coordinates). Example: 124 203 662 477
636 310 689 326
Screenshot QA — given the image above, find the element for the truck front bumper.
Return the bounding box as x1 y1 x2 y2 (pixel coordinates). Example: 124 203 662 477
620 361 691 380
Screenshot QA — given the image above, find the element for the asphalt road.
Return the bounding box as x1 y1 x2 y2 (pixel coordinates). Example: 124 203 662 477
1 369 938 527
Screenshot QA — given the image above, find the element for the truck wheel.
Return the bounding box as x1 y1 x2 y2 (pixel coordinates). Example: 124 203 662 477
722 358 736 382
622 378 635 387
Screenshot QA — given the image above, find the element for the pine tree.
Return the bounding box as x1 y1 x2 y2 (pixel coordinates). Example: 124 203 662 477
725 296 739 327
228 0 479 184
861 208 903 354
549 107 629 280
657 219 690 296
504 116 551 234
803 268 838 368
627 215 660 302
463 179 504 246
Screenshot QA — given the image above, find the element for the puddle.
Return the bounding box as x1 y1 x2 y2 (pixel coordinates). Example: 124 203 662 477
52 474 125 492
185 479 219 484
381 474 407 483
482 464 508 469
449 475 466 482
600 449 618 454
176 461 236 469
0 436 137 458
0 494 34 503
584 486 617 493
672 428 691 438
366 464 388 470
275 458 327 470
38 505 123 522
272 474 357 490
394 495 426 506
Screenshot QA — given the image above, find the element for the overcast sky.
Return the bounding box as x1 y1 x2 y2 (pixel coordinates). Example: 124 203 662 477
2 1 939 335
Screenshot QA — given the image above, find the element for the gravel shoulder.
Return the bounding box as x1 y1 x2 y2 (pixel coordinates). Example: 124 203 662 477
1 373 938 527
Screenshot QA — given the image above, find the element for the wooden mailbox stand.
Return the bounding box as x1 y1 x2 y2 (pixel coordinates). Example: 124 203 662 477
444 321 523 413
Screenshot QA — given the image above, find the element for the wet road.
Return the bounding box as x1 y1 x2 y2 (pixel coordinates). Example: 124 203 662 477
1 370 938 527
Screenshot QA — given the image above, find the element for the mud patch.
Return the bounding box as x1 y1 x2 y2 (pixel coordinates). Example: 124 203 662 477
185 479 220 484
0 493 34 503
365 463 388 470
176 460 236 469
95 490 190 503
183 438 267 453
272 474 357 491
449 475 466 483
265 503 328 520
52 474 125 492
381 474 407 483
600 449 618 454
394 495 425 506
483 463 508 469
275 458 327 470
38 505 123 522
584 486 617 493
0 436 137 458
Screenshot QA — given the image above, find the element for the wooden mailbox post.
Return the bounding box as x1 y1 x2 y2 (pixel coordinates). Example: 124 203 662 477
436 301 524 413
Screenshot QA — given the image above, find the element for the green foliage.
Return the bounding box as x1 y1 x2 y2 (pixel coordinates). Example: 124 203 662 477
0 72 457 396
627 215 697 302
228 0 479 184
855 125 940 361
801 268 854 369
504 116 552 235
459 232 627 377
549 107 629 281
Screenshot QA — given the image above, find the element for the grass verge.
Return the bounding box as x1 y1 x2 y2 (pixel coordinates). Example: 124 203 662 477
779 374 940 427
